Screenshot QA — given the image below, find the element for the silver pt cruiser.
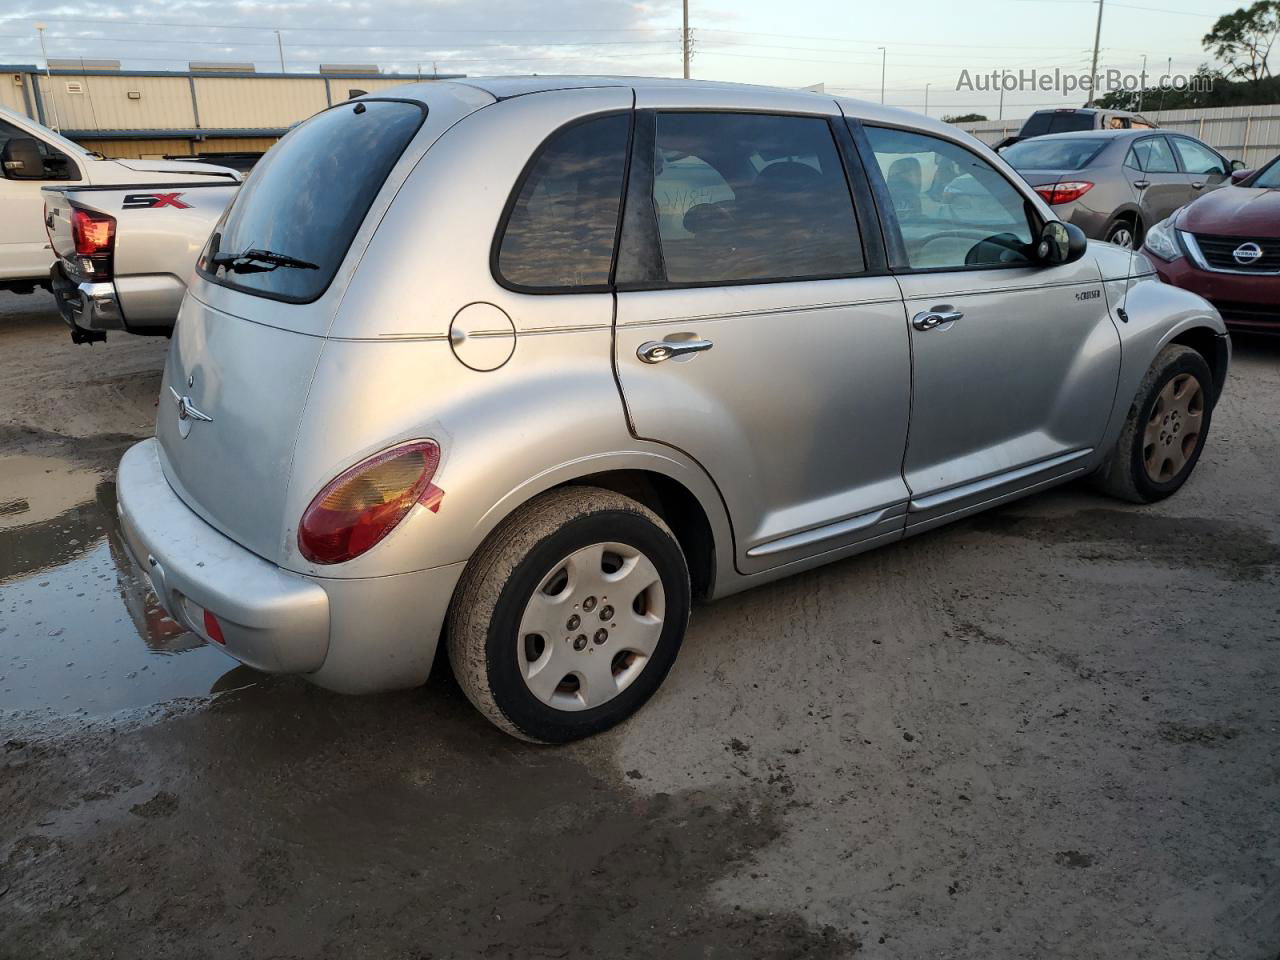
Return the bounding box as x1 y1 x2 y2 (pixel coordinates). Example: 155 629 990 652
117 77 1230 742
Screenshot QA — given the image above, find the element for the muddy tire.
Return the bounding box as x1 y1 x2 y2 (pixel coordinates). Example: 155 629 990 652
447 486 691 743
1094 344 1214 504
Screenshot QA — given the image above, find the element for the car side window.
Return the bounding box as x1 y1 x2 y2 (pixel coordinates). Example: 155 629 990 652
496 113 630 291
863 125 1035 270
1171 137 1228 176
1131 136 1179 174
644 112 864 285
1124 146 1144 171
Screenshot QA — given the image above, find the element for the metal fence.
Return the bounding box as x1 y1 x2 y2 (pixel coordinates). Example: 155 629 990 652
957 104 1280 169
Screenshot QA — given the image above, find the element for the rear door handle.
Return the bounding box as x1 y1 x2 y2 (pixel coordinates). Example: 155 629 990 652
912 308 963 331
1132 179 1150 190
637 337 714 363
1191 180 1205 190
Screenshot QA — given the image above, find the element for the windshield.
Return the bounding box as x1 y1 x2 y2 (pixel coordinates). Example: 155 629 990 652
1253 157 1280 188
1002 137 1108 171
200 99 425 303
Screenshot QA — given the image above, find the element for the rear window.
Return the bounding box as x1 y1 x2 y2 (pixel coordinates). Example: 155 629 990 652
1019 111 1095 137
1001 137 1107 171
200 100 425 302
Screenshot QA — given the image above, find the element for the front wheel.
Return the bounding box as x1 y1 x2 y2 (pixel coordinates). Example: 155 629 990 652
1094 344 1214 503
447 486 691 743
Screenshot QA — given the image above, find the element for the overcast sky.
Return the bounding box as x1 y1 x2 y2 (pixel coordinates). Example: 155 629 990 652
0 0 1241 119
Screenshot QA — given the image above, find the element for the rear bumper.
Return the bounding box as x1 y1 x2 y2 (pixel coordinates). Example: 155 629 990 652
118 439 466 692
50 263 125 333
118 439 331 674
1151 254 1280 333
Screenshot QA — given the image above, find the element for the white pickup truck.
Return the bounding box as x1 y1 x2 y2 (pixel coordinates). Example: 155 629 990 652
1 105 240 341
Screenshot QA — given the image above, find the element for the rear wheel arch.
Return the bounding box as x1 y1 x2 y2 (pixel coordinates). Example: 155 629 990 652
466 460 726 604
1105 208 1144 245
566 469 717 601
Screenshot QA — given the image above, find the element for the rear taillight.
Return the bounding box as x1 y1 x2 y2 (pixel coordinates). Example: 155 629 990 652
298 440 444 565
1034 181 1094 205
70 207 116 280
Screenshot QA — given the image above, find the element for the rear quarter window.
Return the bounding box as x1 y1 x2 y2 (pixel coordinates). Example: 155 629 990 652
200 100 425 303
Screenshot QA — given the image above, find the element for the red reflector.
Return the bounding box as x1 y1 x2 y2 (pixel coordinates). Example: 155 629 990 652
71 207 116 255
298 440 442 565
203 610 226 645
1035 181 1094 205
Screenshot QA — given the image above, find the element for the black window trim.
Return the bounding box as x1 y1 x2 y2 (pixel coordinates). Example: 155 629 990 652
613 107 880 294
196 97 428 306
490 107 636 296
852 118 1050 277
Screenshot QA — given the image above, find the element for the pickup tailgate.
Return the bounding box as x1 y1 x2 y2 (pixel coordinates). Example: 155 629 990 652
45 182 239 327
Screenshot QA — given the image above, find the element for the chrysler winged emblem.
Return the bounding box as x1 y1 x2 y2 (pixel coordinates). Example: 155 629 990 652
169 385 213 438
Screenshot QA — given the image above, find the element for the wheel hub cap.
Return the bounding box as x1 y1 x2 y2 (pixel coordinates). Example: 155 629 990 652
1143 373 1204 483
516 542 665 711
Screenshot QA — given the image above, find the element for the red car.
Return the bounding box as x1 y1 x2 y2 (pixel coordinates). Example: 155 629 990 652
1143 154 1280 333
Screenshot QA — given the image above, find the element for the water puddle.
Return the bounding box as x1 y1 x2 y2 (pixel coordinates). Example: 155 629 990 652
1 453 250 720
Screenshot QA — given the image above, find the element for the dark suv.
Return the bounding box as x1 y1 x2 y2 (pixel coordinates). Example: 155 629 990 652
996 107 1156 150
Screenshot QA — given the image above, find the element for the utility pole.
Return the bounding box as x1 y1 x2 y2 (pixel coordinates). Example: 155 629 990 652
275 30 286 73
1137 53 1147 112
878 46 886 104
998 84 1004 121
1086 0 1104 106
924 82 931 116
682 0 690 79
34 23 59 132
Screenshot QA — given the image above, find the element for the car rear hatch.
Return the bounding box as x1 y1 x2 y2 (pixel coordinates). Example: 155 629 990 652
153 84 494 566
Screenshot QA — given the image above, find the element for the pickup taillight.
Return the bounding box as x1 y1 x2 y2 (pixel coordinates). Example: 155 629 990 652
71 208 116 281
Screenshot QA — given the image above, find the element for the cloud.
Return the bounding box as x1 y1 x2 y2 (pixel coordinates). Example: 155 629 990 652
0 0 685 75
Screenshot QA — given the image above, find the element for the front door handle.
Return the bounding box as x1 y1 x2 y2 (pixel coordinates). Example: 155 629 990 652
1132 179 1150 190
1191 180 1205 190
912 308 964 331
637 337 714 363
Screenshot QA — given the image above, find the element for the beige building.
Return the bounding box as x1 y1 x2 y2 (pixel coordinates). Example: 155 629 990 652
0 62 463 160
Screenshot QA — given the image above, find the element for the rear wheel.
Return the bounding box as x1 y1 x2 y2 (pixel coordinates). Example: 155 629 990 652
1094 345 1214 503
1105 217 1140 249
447 486 691 743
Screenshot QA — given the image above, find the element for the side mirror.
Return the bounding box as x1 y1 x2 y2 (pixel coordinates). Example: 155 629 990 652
1037 220 1088 266
1230 168 1255 184
1230 158 1247 172
1 137 44 179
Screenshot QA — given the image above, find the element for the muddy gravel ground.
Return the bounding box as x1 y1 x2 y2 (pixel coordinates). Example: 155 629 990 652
1 291 1278 960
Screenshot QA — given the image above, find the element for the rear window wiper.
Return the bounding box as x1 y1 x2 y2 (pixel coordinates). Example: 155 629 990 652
210 247 319 274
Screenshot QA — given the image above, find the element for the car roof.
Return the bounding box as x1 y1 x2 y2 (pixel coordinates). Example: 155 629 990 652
1013 129 1166 142
380 75 967 143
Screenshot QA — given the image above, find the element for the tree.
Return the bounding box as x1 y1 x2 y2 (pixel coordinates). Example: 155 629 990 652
943 112 988 123
1204 0 1280 84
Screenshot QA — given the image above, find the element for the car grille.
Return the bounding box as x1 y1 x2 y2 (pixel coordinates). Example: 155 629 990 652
1212 300 1278 328
1192 233 1280 272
